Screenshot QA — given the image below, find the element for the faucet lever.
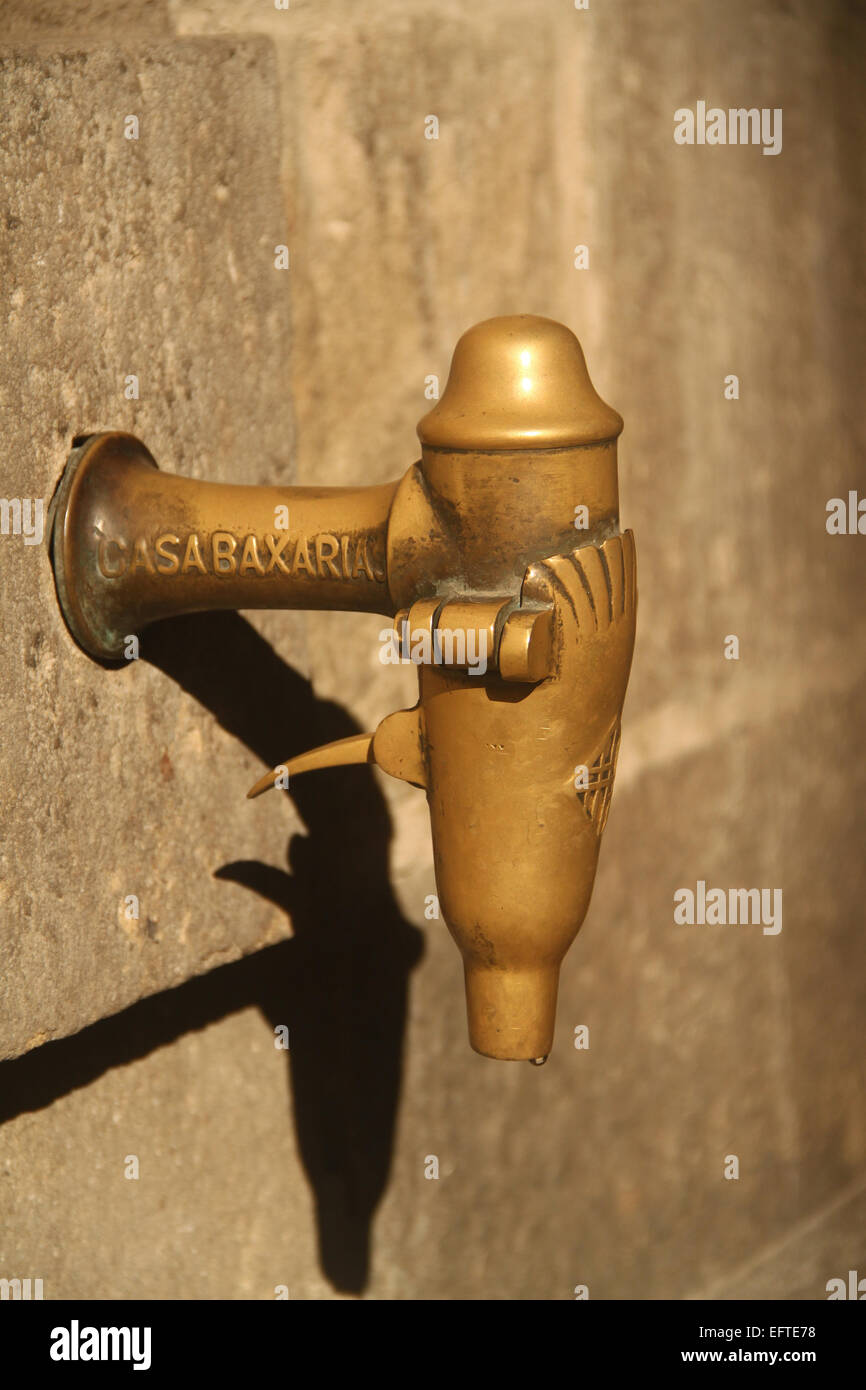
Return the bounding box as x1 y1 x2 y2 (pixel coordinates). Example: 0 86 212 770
247 705 427 799
246 733 375 797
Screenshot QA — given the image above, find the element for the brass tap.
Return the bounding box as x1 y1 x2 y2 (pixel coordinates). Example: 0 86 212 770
49 315 637 1061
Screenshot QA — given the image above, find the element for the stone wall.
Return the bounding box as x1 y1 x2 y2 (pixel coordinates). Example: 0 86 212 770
1 0 863 1299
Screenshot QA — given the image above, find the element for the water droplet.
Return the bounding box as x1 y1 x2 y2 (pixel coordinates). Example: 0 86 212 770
529 1055 549 1067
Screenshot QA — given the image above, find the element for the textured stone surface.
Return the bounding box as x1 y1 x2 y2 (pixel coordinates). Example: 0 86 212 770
0 38 307 1059
584 0 866 722
0 1007 320 1300
3 691 864 1300
0 0 864 1303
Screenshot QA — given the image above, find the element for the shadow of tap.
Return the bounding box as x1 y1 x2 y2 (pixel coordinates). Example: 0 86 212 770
0 611 424 1296
146 612 426 1294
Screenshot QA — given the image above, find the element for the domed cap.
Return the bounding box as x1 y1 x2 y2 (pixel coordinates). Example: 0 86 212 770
418 314 623 451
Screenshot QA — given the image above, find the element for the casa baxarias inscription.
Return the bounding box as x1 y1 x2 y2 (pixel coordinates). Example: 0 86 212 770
95 530 387 582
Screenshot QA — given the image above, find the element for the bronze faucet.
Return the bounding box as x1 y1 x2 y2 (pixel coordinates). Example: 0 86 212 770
49 315 637 1062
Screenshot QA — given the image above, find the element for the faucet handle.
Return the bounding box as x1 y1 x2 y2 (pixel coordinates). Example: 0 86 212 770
246 706 426 800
